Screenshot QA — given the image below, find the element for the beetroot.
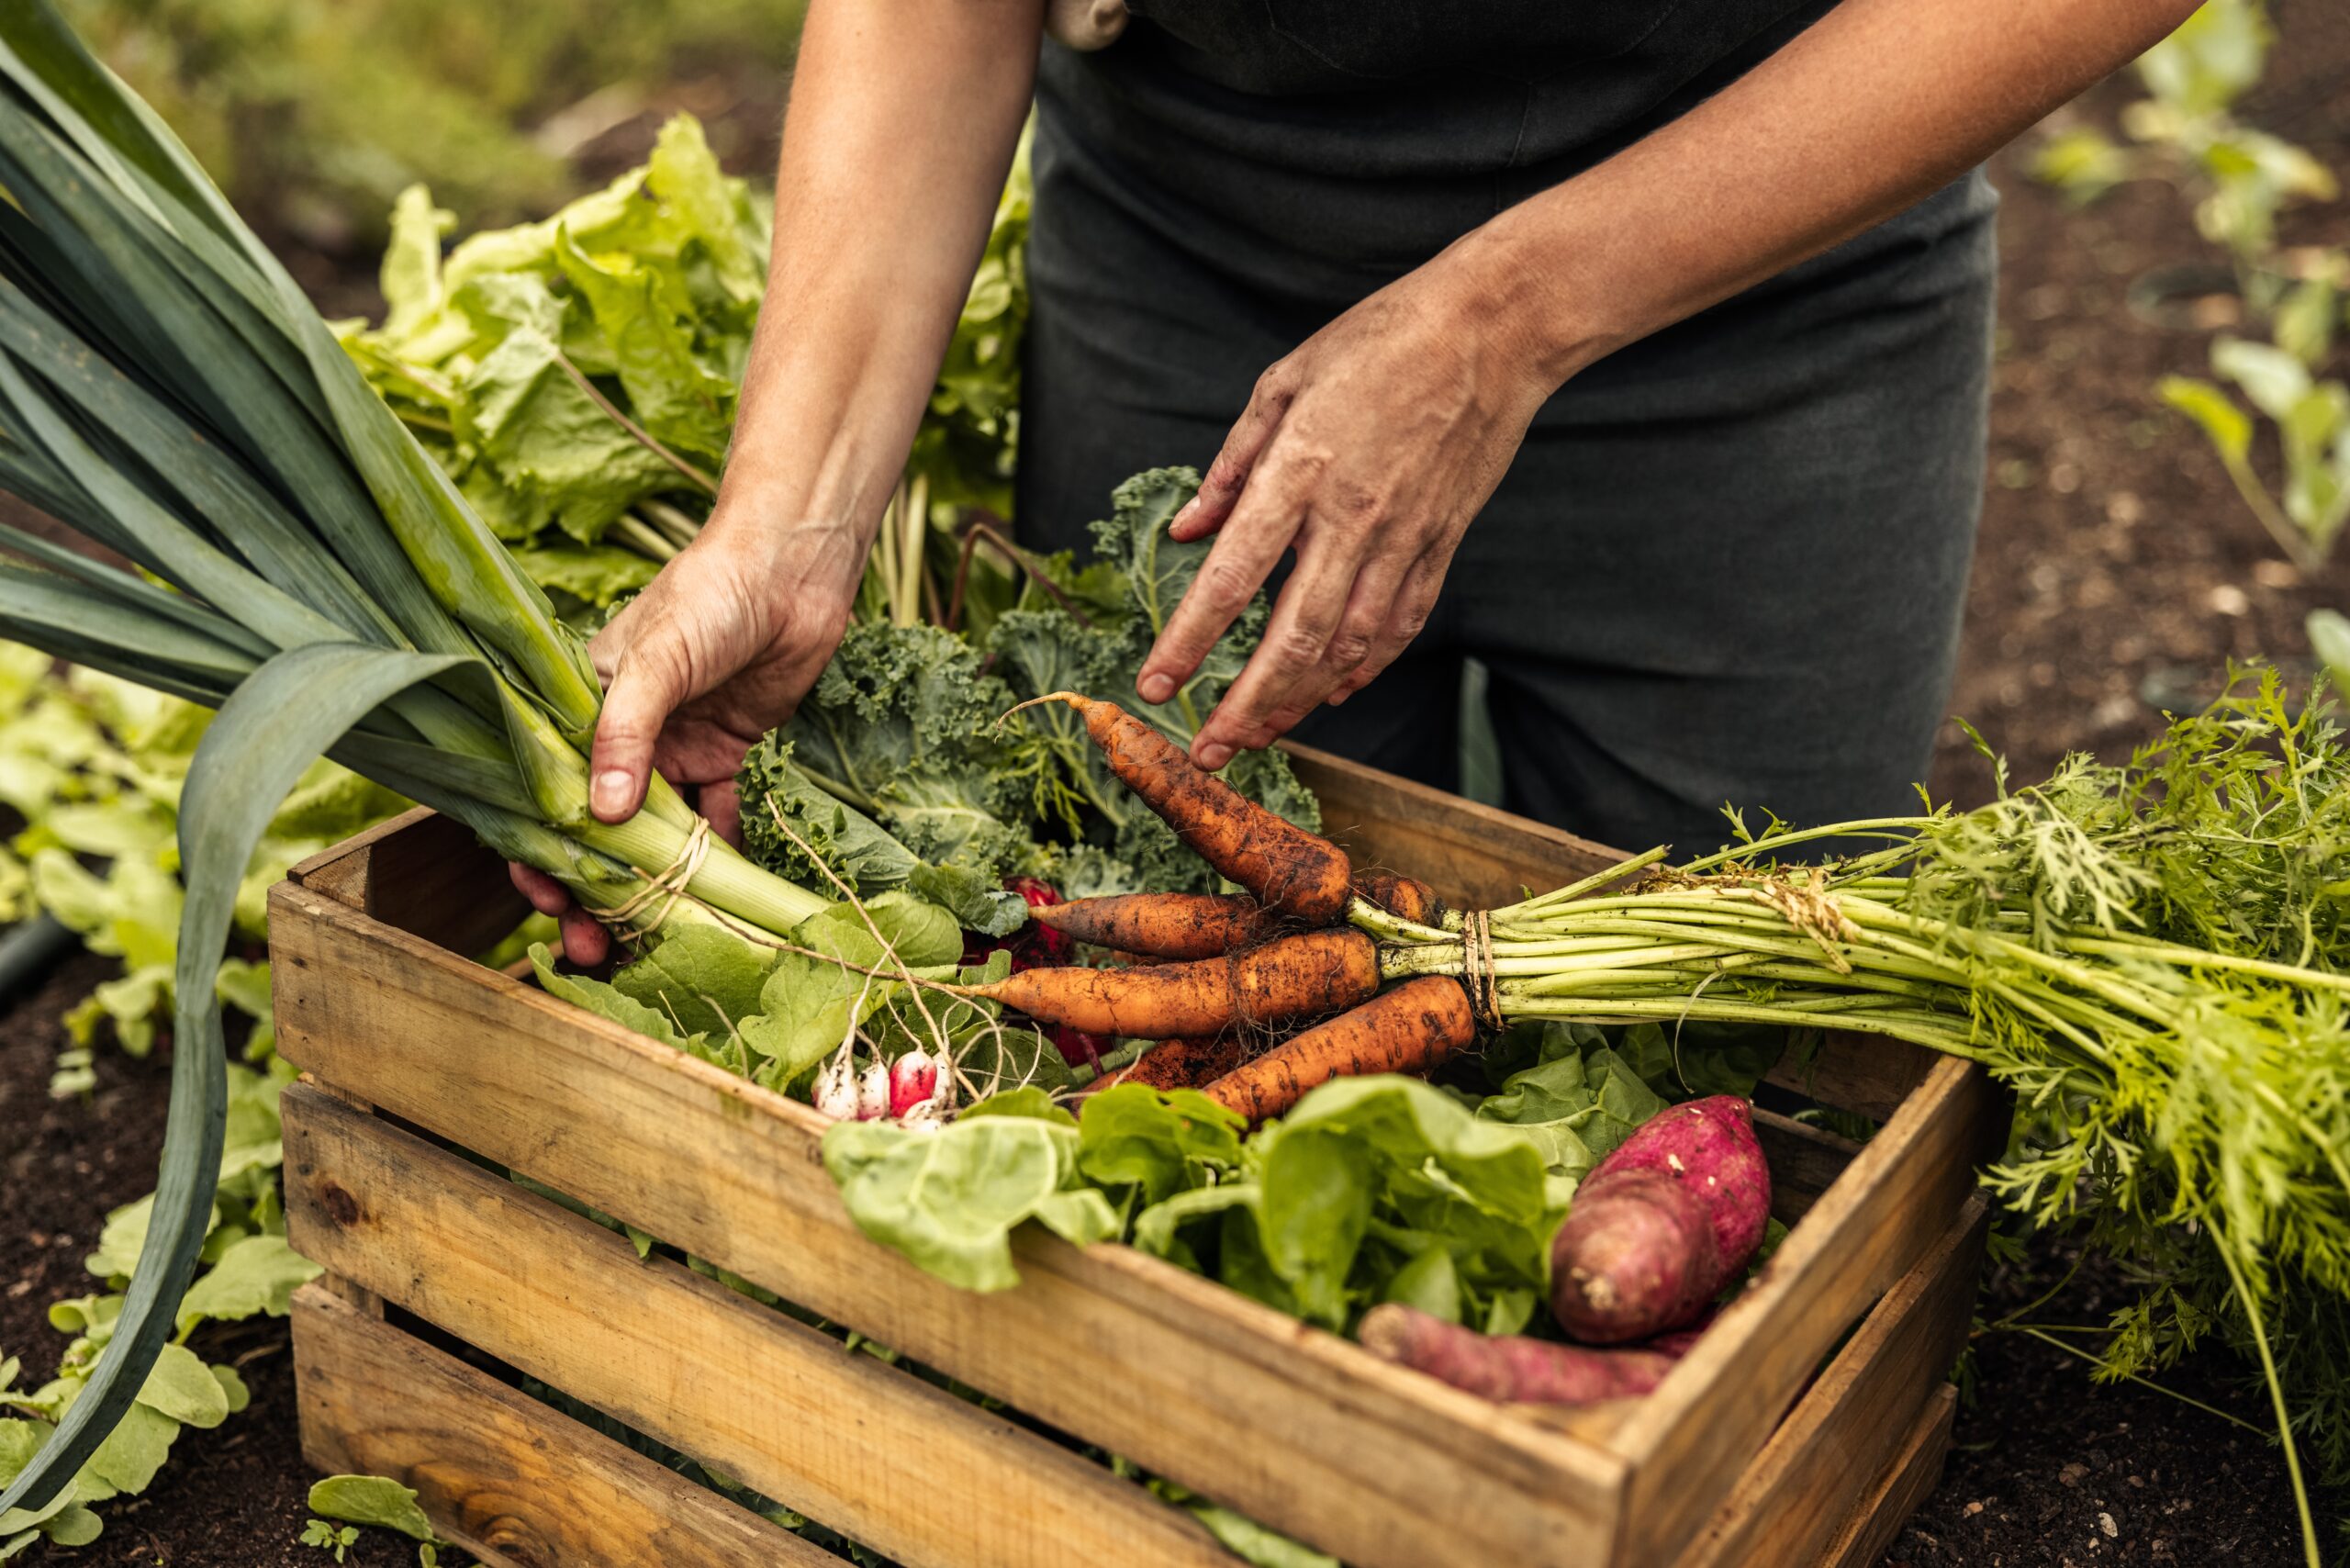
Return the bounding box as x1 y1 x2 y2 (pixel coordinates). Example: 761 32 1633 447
1550 1095 1771 1344
1360 1304 1680 1405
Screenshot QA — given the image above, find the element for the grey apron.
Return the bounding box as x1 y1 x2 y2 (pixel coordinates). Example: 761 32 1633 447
1016 1 1998 857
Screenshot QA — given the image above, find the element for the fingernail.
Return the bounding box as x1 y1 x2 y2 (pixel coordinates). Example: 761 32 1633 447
593 768 633 818
1196 742 1232 772
1137 673 1175 704
1169 499 1197 532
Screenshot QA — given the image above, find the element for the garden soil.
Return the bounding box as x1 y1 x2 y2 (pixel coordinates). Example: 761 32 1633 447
8 14 2350 1561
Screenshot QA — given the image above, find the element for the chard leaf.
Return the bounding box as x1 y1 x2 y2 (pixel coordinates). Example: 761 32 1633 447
130 1345 228 1429
822 1114 1080 1293
308 1475 438 1543
529 943 710 1056
1076 1085 1245 1205
509 543 661 610
173 1236 320 1335
611 924 778 1040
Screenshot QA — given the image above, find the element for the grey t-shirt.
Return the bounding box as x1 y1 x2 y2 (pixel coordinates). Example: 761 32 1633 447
1037 0 1841 304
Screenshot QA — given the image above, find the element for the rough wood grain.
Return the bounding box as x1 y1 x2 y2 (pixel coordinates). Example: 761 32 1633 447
276 746 1987 1566
1824 1385 1960 1568
1286 741 1623 909
1603 1054 2001 1567
293 1284 833 1568
1752 1107 1866 1224
283 803 525 958
284 1093 1233 1568
1674 1198 1987 1568
272 924 1622 1567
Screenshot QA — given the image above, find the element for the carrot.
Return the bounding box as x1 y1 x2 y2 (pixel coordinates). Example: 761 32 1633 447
1202 975 1475 1124
1031 892 1281 960
1013 692 1353 922
1359 1305 1680 1405
974 929 1379 1039
1352 869 1445 927
1550 1098 1771 1344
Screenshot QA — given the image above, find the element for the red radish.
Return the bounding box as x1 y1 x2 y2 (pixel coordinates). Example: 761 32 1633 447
1359 1305 1680 1405
1550 1096 1771 1344
889 1049 941 1117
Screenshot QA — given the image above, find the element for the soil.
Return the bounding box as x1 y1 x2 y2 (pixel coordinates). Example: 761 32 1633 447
8 10 2350 1565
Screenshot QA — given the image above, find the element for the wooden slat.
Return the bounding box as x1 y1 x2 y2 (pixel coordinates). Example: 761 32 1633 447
1674 1197 1986 1568
284 1092 1231 1568
292 1284 834 1568
1751 1108 1863 1223
285 803 527 958
1602 1053 2000 1567
270 882 1624 1568
1286 741 1622 909
1824 1385 1958 1568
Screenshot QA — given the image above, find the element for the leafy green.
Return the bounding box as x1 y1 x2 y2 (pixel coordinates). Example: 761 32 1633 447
984 468 1323 894
307 1474 438 1544
822 1091 1120 1292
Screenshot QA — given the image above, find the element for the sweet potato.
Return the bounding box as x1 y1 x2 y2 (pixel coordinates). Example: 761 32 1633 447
1548 1169 1723 1344
1359 1304 1679 1405
1550 1096 1771 1344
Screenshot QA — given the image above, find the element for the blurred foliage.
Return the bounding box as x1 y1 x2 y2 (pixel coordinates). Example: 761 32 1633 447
2034 0 2350 581
61 0 804 250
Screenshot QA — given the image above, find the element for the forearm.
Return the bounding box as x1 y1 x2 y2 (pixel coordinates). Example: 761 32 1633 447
1467 0 2200 384
716 0 1042 573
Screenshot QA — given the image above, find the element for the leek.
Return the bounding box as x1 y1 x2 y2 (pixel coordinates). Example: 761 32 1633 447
0 3 824 1518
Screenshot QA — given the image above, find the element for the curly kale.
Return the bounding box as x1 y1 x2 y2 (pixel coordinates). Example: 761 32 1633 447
740 466 1325 905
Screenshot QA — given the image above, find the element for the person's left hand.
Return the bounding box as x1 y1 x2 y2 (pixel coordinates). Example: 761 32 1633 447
1133 243 1559 769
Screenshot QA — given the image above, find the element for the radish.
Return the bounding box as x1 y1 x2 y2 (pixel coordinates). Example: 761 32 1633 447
890 1048 941 1116
812 1045 861 1121
1550 1095 1770 1344
856 1058 891 1121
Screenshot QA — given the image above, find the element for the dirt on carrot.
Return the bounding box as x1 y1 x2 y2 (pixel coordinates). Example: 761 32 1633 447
1014 692 1353 922
1031 891 1281 960
1202 975 1476 1124
975 929 1380 1039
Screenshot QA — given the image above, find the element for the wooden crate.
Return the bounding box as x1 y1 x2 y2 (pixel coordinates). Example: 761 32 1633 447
273 745 2002 1568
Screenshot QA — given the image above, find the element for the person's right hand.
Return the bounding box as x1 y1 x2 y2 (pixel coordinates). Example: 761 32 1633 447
509 516 862 965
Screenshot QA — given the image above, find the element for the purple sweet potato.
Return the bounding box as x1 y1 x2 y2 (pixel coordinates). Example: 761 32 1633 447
1593 1096 1773 1263
1550 1096 1771 1344
1359 1304 1680 1405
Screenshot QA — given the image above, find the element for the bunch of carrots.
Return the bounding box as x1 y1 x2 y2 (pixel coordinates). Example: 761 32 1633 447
957 692 1483 1122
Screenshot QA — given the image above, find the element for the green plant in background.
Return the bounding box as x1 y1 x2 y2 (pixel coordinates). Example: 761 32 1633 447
2033 0 2335 291
0 643 408 1088
344 114 1033 625
2035 0 2350 689
57 0 805 252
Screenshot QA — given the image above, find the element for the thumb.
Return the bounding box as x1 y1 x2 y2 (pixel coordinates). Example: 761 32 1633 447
589 640 692 822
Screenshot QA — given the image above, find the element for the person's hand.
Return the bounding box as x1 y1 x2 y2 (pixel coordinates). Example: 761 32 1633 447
1133 245 1558 769
509 517 863 964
